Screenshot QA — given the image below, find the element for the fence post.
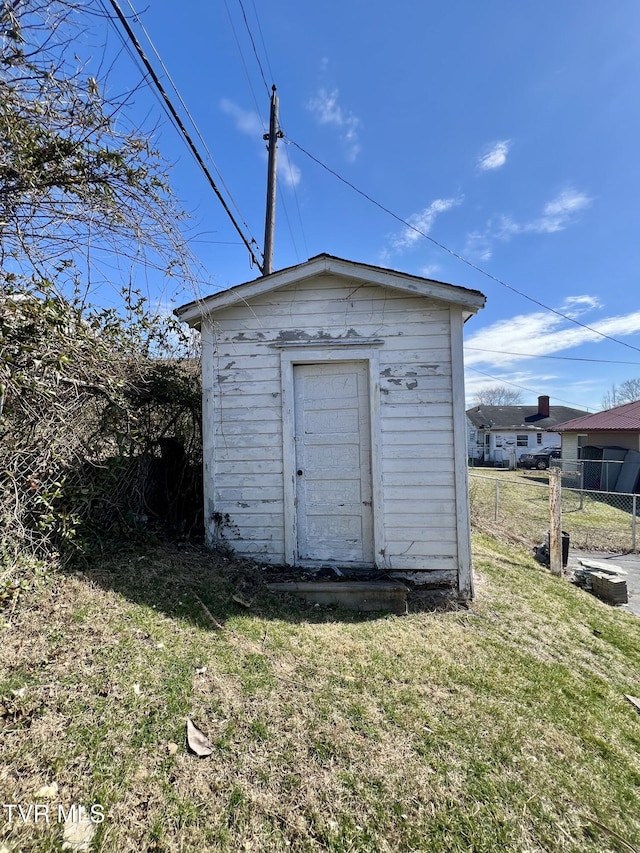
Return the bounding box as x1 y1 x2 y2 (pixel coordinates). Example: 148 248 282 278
549 468 563 577
579 461 584 510
633 494 637 553
494 479 500 522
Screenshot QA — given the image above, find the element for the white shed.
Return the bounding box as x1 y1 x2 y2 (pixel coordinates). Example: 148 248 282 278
176 255 485 598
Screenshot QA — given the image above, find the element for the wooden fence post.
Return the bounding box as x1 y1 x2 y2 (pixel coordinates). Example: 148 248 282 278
549 467 563 577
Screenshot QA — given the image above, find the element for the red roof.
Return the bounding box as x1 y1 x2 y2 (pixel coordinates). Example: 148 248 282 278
555 399 640 432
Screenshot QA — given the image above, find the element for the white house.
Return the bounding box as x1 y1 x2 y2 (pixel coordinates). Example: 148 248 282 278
466 396 588 465
176 255 485 598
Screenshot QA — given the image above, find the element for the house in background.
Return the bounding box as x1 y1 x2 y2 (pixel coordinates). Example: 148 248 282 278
554 400 640 493
466 395 588 466
177 254 485 597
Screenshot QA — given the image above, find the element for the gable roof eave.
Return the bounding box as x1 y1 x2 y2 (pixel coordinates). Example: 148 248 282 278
175 254 486 327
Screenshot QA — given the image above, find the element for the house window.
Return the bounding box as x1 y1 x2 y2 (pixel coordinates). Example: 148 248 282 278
516 434 529 447
537 433 543 445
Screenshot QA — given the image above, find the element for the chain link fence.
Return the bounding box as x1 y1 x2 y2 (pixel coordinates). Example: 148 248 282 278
469 470 638 554
1 294 203 567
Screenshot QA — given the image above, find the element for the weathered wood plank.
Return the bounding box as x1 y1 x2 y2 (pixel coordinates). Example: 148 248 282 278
385 554 458 571
386 527 457 543
389 568 457 585
215 460 283 476
216 316 451 340
212 441 282 457
379 431 453 445
382 456 454 473
379 410 452 426
213 421 281 437
217 392 282 410
382 471 455 488
215 407 282 422
384 498 455 530
384 485 456 502
384 446 453 464
380 375 453 392
216 367 281 384
215 485 282 501
383 335 451 353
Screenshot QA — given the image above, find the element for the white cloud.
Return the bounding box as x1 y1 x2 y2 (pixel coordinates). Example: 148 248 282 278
419 264 442 279
278 146 301 188
463 188 592 260
390 198 460 251
307 88 361 162
477 140 511 171
220 99 300 188
560 295 602 317
464 307 640 370
528 189 592 234
462 230 493 262
220 98 263 137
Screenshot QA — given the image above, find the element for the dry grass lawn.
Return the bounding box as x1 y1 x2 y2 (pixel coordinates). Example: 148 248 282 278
2 536 640 852
469 469 637 553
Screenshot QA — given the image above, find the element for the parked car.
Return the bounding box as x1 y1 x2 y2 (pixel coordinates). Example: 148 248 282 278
519 447 561 470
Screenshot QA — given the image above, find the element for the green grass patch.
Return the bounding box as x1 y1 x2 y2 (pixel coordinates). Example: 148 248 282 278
1 538 640 851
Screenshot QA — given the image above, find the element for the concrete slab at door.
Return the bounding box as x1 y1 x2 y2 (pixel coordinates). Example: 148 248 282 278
293 361 374 564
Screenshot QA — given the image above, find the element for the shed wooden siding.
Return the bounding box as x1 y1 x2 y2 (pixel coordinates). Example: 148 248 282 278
203 273 462 582
561 433 580 461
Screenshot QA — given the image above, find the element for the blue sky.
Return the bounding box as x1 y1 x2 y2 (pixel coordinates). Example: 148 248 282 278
85 0 640 411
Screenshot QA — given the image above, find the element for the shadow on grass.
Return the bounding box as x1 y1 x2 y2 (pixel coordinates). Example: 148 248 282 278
66 535 464 630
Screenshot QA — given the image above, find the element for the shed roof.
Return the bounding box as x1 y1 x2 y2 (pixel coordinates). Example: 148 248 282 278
175 254 486 328
466 404 588 431
555 399 640 432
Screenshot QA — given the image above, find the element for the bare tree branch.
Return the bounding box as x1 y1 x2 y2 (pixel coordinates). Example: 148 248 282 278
473 385 523 406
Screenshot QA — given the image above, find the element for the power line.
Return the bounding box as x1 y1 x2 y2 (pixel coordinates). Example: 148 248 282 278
466 367 591 411
105 0 264 271
466 347 640 366
122 0 254 238
236 0 270 96
223 0 267 131
249 0 276 88
287 137 640 357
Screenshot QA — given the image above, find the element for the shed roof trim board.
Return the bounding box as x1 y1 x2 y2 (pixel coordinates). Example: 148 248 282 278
175 254 486 326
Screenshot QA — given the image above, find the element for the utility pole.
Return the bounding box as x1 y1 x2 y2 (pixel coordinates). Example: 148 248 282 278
263 85 283 276
549 467 563 577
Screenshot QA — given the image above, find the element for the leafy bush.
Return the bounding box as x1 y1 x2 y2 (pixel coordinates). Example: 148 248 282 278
0 287 202 567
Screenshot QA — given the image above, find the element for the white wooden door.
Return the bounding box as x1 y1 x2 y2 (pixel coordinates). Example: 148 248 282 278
293 361 374 564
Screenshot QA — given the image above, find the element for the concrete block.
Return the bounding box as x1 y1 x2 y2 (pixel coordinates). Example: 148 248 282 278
267 581 408 614
590 572 628 605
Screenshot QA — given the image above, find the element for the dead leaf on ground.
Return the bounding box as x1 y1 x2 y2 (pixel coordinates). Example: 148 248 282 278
35 781 59 799
232 594 252 608
186 717 213 757
624 694 640 714
167 741 179 755
61 814 95 851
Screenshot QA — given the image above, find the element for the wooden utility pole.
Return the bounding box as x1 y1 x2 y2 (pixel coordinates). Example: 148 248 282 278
263 86 282 276
549 467 563 577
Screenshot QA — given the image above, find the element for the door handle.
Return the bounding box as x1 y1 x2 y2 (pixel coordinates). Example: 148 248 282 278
297 469 303 476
